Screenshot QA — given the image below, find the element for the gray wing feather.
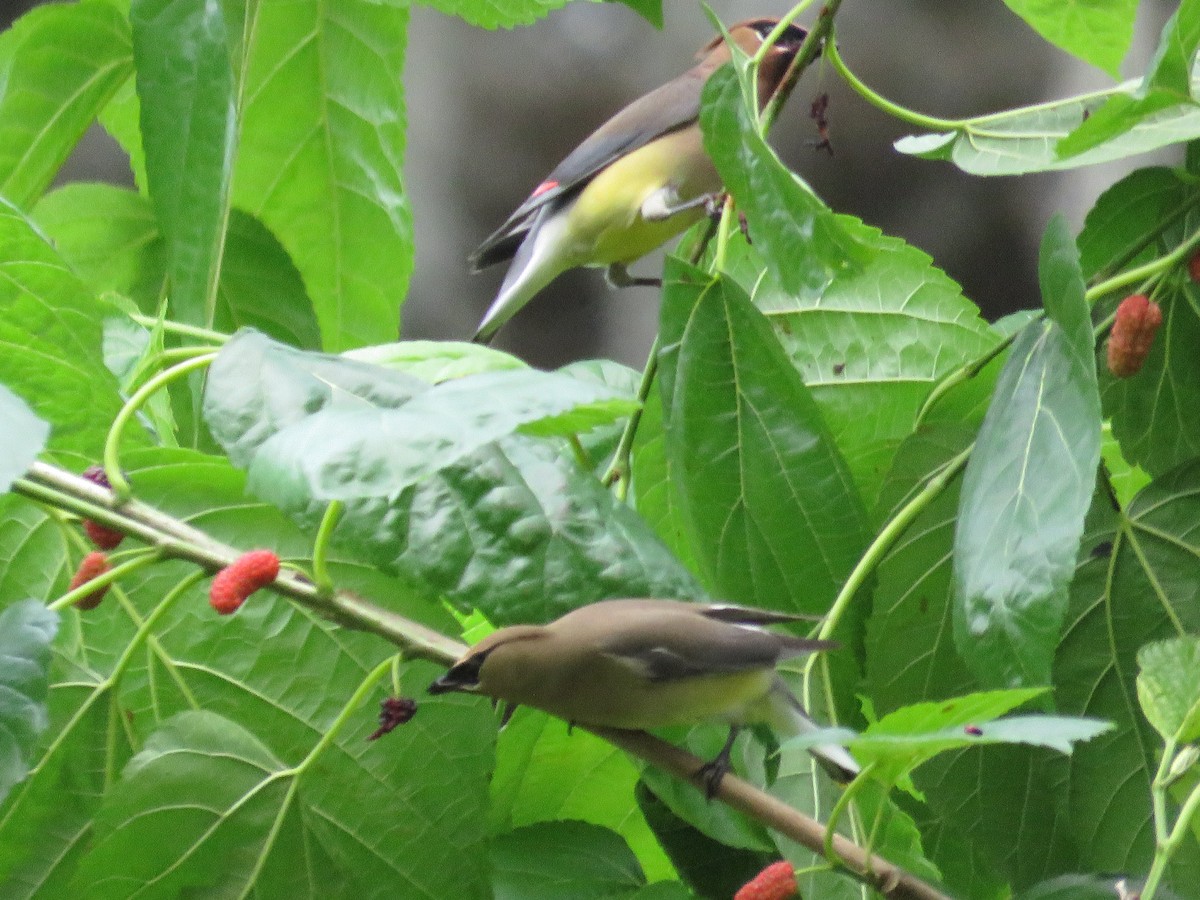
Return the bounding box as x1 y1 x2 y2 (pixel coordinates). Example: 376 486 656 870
469 68 706 268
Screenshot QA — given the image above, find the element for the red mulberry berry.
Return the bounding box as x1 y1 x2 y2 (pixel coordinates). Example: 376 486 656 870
1107 294 1162 378
1188 249 1200 284
735 861 797 900
70 551 111 610
80 466 123 549
209 550 280 615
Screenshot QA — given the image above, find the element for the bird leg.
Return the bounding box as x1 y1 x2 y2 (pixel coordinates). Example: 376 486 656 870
641 188 719 222
606 263 661 290
696 726 741 799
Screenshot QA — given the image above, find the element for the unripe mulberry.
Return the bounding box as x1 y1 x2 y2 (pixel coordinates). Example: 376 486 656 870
209 550 280 614
734 861 797 900
1107 294 1162 378
70 551 111 610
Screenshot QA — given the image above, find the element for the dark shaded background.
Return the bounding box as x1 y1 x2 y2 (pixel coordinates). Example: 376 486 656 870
13 0 1178 368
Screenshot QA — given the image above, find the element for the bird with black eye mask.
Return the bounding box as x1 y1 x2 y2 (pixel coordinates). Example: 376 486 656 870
428 599 858 794
468 18 809 343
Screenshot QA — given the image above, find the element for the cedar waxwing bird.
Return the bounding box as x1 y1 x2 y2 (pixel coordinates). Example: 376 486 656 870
428 599 859 791
468 19 809 343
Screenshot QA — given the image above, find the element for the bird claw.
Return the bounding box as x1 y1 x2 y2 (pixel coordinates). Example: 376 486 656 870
695 757 730 799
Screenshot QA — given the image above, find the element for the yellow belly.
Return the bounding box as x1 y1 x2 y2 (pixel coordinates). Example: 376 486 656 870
565 127 720 266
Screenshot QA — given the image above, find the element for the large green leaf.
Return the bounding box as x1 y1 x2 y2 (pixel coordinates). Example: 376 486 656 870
259 433 703 626
32 184 166 307
0 1 133 208
131 0 236 329
865 426 1078 896
701 64 871 298
34 187 322 350
953 218 1100 689
896 71 1200 176
203 329 426 466
232 0 412 350
1055 461 1200 887
0 602 57 808
0 200 130 467
30 447 491 896
1057 0 1200 157
1076 167 1196 280
0 496 68 611
490 821 660 900
657 258 868 615
490 709 670 882
720 223 995 504
1102 249 1200 477
1000 0 1136 77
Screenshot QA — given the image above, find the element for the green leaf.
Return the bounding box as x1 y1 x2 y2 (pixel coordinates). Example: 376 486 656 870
1001 0 1136 76
1102 251 1200 477
131 0 236 329
896 74 1200 176
953 219 1100 689
657 259 868 615
233 0 412 350
491 821 649 900
0 685 116 896
700 64 872 297
73 710 289 896
1138 637 1200 743
491 710 671 882
721 221 996 503
416 0 571 28
631 379 701 575
790 704 1111 788
0 495 69 610
203 329 426 466
57 446 492 896
257 433 703 626
0 601 57 807
32 184 166 307
0 387 48 492
0 1 133 207
1058 0 1200 158
0 200 130 466
1076 167 1194 280
215 211 321 350
865 426 1079 895
1055 461 1200 883
635 780 772 898
244 370 636 501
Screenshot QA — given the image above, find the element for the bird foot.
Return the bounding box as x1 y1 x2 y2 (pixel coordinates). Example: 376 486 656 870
695 757 731 799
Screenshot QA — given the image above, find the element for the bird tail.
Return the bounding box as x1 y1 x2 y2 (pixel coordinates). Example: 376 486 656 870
473 205 571 344
768 678 860 783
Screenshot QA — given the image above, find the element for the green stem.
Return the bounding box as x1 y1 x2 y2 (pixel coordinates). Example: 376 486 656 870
128 313 229 345
567 433 594 472
751 0 816 68
913 333 1014 430
293 655 396 776
1152 737 1178 846
817 444 972 644
713 194 737 272
824 34 964 132
823 761 873 862
602 336 661 499
50 548 162 612
759 0 842 134
103 352 218 500
312 500 344 596
1144 774 1200 900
